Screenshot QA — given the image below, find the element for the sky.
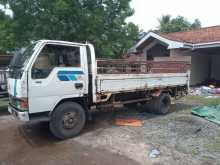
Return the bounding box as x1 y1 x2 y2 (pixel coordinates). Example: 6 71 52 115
0 4 13 16
1 1 219 32
127 0 220 31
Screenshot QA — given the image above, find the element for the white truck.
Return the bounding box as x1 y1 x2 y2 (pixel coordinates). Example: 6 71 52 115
7 40 190 139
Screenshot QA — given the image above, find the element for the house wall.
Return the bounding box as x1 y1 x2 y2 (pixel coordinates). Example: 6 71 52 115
171 49 205 85
169 49 192 62
141 40 170 60
123 53 146 61
171 49 220 85
132 40 219 86
153 49 192 61
211 55 220 80
140 40 159 60
190 54 210 85
143 47 148 60
147 44 170 60
170 49 210 86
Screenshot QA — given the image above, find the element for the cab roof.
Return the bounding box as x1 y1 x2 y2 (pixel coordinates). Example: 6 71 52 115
38 40 88 46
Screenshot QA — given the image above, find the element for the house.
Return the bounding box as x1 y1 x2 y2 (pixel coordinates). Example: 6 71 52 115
129 25 220 86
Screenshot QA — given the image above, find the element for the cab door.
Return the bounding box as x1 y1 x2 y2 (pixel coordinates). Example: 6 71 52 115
28 43 88 114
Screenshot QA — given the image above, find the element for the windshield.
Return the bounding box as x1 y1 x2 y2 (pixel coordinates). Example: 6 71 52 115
9 42 39 69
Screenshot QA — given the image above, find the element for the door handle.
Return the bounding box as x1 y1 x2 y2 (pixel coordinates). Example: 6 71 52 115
35 81 42 84
75 83 83 89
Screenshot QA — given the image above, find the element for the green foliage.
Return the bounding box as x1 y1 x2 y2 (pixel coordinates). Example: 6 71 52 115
0 0 139 58
191 19 201 29
0 10 15 53
158 15 202 33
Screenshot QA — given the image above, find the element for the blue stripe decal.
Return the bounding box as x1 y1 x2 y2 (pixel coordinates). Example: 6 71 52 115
58 71 84 75
57 70 84 81
58 75 69 81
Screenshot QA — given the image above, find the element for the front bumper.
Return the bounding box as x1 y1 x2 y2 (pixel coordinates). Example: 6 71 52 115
8 104 29 122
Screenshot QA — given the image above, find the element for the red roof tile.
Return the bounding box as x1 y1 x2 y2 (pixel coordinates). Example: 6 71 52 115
159 25 220 44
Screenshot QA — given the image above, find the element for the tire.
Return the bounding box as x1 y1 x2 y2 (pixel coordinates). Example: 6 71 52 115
49 102 86 139
145 93 171 115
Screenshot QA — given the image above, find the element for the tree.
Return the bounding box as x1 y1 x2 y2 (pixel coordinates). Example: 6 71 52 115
0 10 15 53
158 15 201 33
0 0 139 58
191 19 201 29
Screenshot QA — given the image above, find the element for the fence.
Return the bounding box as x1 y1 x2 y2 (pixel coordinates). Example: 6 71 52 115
97 59 190 74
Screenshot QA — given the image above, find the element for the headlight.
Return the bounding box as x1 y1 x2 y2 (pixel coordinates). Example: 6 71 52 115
15 98 28 111
9 95 28 111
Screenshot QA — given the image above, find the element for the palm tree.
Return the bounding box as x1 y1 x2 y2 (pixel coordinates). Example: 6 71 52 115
157 15 171 33
158 15 171 25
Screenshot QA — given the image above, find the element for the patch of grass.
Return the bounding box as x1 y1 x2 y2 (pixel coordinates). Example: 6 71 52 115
0 98 8 110
185 95 220 106
191 148 199 156
204 137 220 153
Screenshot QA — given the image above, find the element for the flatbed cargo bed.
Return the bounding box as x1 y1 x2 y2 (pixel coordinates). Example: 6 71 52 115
96 59 190 94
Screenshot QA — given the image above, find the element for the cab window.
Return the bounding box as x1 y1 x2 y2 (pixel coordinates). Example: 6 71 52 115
32 44 81 79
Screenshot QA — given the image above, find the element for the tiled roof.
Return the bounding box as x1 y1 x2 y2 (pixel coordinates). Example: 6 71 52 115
159 25 220 44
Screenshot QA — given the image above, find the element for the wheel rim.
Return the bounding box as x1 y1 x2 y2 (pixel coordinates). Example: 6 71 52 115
62 111 79 129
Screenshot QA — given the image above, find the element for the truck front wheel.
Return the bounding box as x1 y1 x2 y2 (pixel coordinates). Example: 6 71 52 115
49 102 86 139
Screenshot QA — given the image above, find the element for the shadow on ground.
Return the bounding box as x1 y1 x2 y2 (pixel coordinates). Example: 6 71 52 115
8 101 194 147
19 121 59 147
0 107 9 116
0 98 219 165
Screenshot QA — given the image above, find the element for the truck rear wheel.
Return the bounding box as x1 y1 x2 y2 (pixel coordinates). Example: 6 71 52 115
145 93 171 115
49 102 86 139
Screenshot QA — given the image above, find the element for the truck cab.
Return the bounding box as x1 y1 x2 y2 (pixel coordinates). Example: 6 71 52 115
8 40 95 139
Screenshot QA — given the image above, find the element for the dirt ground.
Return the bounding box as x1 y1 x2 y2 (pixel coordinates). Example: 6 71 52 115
0 97 219 165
